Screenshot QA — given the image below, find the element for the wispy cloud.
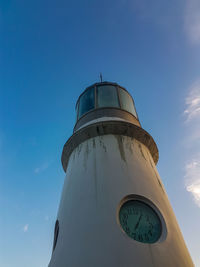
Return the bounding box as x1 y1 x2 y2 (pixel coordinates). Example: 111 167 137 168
23 224 29 232
34 162 50 174
185 0 200 44
184 80 200 207
185 158 200 207
184 80 200 122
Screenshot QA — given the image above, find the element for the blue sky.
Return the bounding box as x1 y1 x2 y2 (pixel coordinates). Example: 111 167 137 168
1 0 200 266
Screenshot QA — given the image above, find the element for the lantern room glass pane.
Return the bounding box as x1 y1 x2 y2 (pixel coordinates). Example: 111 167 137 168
75 102 79 120
97 85 119 108
119 88 137 117
78 87 95 118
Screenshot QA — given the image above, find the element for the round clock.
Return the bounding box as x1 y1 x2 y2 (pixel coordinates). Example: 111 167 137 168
119 200 162 243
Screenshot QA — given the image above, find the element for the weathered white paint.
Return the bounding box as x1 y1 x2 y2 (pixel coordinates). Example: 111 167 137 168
49 134 193 267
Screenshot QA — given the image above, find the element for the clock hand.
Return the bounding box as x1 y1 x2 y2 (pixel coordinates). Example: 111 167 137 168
134 214 142 230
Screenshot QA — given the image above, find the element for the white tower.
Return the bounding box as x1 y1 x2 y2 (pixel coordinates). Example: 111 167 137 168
48 82 193 267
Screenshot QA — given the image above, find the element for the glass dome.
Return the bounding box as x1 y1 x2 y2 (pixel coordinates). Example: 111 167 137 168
76 82 138 121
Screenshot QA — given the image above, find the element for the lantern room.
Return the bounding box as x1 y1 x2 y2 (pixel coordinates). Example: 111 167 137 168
74 82 140 132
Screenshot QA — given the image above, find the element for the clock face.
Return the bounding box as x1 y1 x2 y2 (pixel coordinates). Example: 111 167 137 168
119 200 161 243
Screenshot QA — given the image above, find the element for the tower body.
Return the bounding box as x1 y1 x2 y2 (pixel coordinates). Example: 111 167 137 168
48 82 193 267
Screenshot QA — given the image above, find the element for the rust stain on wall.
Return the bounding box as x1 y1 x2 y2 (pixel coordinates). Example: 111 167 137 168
99 136 107 153
125 136 134 155
148 154 165 193
114 135 126 162
92 138 96 149
83 141 89 171
77 143 82 157
138 143 147 161
93 141 98 206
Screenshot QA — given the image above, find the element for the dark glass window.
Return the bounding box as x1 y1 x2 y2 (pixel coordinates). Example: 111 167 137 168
78 87 95 118
97 85 119 108
119 88 137 117
53 220 59 251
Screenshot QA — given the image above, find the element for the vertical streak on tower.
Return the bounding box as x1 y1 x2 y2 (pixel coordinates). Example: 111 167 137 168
48 82 194 267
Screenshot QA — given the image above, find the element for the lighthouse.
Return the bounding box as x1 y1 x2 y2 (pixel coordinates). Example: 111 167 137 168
48 82 193 267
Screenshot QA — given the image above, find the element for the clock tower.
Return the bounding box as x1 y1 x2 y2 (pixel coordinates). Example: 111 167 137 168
48 82 193 267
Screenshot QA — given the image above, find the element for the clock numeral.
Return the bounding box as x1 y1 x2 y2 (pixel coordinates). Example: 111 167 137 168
122 219 127 226
145 234 149 241
138 234 143 241
127 208 132 215
123 213 128 219
132 209 136 215
148 222 153 230
148 230 152 236
132 233 136 239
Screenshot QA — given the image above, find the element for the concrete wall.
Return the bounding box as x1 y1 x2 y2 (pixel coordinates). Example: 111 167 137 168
49 134 193 267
